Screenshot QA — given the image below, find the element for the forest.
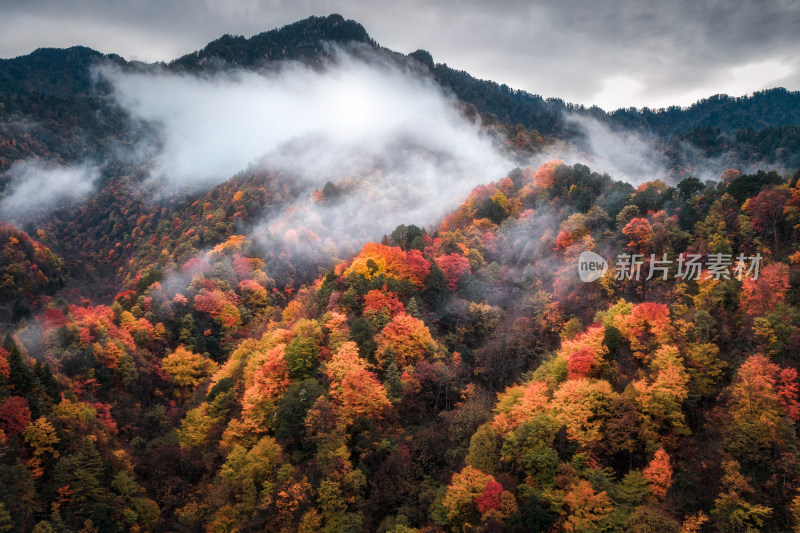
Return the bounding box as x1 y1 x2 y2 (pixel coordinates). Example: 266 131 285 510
2 13 800 533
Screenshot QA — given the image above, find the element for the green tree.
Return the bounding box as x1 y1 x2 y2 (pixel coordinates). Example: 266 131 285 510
423 263 449 312
466 423 501 475
284 337 319 380
54 437 112 530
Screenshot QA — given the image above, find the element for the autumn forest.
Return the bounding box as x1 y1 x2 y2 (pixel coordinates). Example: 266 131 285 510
2 13 800 533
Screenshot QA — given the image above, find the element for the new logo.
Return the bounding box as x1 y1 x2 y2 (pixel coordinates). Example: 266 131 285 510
578 251 608 282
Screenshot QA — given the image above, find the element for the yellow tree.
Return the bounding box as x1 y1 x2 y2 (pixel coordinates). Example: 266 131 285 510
551 379 616 448
23 416 59 478
632 345 690 441
326 342 390 423
491 381 550 435
161 346 218 389
562 479 612 532
441 466 494 528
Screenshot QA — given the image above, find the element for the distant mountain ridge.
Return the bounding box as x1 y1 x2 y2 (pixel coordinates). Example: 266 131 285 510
1 14 800 142
171 14 374 70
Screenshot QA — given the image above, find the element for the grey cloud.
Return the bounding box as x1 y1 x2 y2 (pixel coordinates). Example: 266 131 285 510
0 1 798 109
0 160 99 222
100 46 514 258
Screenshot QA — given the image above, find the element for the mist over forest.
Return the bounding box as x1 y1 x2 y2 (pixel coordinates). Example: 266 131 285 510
1 12 800 533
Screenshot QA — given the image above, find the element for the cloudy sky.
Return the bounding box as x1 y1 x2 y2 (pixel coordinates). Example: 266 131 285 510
1 0 798 110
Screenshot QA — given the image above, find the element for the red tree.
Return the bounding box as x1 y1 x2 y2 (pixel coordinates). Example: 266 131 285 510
567 346 597 379
644 448 673 499
0 396 31 436
741 263 789 318
435 254 471 291
363 290 405 318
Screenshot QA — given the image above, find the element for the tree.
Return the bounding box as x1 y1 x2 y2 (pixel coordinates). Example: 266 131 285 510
0 503 11 533
466 423 501 475
643 448 673 500
618 302 672 358
625 505 681 532
325 342 366 383
677 177 704 200
363 290 405 320
343 242 431 288
23 416 59 477
284 337 319 380
274 379 325 444
317 478 363 533
712 460 772 532
724 354 797 460
177 404 219 449
0 348 9 382
683 342 726 397
616 205 641 229
745 186 789 252
622 218 653 254
422 263 449 311
0 396 30 436
562 480 612 532
336 369 391 423
778 367 800 422
0 456 36 529
740 263 789 318
492 381 550 435
54 437 111 529
194 288 241 328
375 313 435 368
615 470 651 510
111 471 160 531
499 414 560 483
435 254 471 291
567 346 597 379
323 312 351 352
350 317 377 358
441 466 494 526
551 379 616 447
325 342 390 422
529 160 563 190
680 512 709 533
241 344 291 431
633 345 690 439
405 298 423 319
161 345 218 388
5 343 33 396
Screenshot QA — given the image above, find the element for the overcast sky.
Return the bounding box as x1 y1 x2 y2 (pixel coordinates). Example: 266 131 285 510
1 0 798 110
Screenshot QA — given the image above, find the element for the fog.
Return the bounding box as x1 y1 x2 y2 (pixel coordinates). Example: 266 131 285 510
103 46 511 190
99 46 730 268
98 46 522 257
560 114 671 185
0 160 99 222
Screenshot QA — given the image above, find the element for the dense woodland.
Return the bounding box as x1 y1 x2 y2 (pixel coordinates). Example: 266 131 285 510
3 13 800 533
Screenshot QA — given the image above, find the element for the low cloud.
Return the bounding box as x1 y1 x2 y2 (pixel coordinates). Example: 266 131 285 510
0 159 99 222
102 46 511 190
524 114 672 186
100 46 514 256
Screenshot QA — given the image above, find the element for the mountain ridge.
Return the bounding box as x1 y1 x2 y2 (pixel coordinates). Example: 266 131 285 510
1 14 799 139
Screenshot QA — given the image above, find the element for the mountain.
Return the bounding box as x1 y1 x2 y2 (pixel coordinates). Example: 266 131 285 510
0 46 115 97
2 14 800 140
171 14 374 70
2 15 800 532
